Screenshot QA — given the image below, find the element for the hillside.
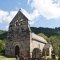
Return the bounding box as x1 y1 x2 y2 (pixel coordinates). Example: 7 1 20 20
0 27 60 40
31 27 60 37
0 30 7 40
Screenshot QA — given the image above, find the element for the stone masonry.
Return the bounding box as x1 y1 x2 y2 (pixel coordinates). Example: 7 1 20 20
5 10 30 58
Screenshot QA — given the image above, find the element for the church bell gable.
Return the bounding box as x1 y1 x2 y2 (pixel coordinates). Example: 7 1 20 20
5 9 30 57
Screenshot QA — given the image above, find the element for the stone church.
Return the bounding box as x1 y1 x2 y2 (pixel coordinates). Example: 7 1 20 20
5 10 53 59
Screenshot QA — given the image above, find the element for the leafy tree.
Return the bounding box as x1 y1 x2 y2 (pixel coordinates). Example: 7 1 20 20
0 40 6 54
38 33 48 41
48 36 60 55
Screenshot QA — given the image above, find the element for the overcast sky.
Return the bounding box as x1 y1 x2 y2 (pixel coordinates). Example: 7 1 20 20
0 0 60 30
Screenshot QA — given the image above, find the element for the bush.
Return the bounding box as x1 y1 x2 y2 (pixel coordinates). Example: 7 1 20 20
0 40 6 55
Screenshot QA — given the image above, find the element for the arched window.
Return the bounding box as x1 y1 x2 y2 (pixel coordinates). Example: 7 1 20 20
20 19 23 25
15 20 18 26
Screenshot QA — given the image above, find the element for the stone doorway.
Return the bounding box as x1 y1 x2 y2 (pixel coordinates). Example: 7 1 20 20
15 45 19 56
32 48 41 59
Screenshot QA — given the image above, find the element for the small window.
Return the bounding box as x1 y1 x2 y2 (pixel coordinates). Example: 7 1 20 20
10 25 12 27
21 19 23 25
16 22 18 26
21 19 23 22
15 20 18 26
21 28 25 32
19 23 20 25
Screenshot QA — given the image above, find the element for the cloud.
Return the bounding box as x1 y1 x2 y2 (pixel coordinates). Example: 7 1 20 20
21 8 40 25
28 0 60 19
27 0 32 4
0 9 17 30
21 8 40 21
1 0 60 30
0 9 39 30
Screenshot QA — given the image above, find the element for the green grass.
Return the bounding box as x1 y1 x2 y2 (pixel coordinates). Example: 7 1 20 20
0 56 16 60
42 56 58 60
0 56 59 60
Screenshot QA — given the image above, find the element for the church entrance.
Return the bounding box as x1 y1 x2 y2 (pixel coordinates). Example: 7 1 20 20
15 45 19 56
32 48 41 60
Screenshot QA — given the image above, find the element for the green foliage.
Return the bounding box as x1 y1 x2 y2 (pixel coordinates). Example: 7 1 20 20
0 30 6 55
0 32 7 40
31 27 59 37
0 40 6 55
0 56 15 60
0 30 5 34
48 36 60 55
38 33 48 41
31 27 60 55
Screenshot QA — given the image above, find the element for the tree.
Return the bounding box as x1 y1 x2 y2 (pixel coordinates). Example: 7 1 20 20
38 33 48 41
0 40 6 53
48 36 60 55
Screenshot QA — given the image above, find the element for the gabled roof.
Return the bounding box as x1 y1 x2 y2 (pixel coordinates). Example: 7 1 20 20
44 44 51 48
31 33 48 44
18 9 29 21
10 9 29 24
43 43 53 50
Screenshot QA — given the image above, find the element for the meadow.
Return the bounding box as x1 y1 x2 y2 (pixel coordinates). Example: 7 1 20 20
0 55 59 60
0 56 15 60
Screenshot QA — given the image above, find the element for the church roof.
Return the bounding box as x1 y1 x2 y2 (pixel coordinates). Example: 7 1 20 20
43 43 53 50
19 9 29 21
44 44 51 48
31 33 48 44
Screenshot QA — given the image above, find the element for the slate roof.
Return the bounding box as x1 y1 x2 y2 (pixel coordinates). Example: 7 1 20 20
44 44 51 48
43 43 53 50
31 33 48 44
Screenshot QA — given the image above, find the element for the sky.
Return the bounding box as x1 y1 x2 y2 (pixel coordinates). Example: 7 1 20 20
0 0 60 30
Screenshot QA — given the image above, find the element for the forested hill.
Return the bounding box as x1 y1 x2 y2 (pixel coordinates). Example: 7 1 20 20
0 30 7 40
0 27 60 39
31 27 60 37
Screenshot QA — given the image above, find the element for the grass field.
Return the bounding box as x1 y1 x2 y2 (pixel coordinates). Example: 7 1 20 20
0 56 59 60
0 56 16 60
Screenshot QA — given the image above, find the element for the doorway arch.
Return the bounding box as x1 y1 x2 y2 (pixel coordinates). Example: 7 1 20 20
15 45 19 56
32 48 41 59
